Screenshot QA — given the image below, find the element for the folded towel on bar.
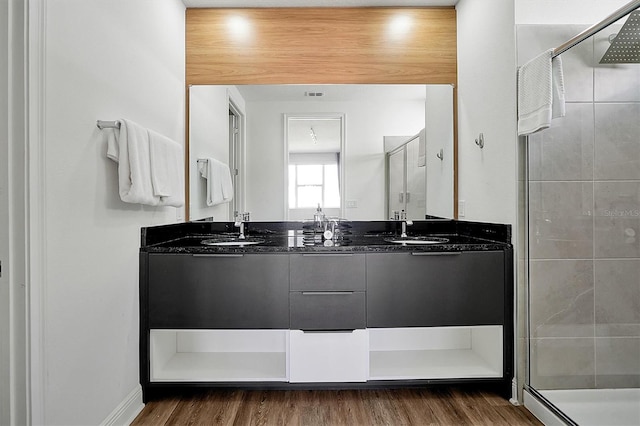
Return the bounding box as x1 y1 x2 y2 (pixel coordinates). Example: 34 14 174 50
106 119 184 207
148 129 184 207
107 119 159 205
517 49 566 136
199 157 233 206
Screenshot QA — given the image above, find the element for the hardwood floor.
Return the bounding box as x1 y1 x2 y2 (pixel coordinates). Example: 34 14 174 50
131 386 542 425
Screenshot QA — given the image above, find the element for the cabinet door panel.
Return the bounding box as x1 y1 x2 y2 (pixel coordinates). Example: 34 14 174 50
290 291 366 330
290 253 366 291
366 251 504 327
148 254 289 329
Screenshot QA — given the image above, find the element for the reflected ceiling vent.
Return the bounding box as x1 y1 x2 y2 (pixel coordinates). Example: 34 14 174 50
304 91 324 97
600 10 640 64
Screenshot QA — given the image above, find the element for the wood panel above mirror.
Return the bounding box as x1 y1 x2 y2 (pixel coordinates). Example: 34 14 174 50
186 7 457 85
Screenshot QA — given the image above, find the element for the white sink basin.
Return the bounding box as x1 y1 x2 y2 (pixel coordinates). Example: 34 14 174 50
385 237 449 245
201 238 265 247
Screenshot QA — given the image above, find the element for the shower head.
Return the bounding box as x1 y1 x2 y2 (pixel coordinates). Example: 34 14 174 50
600 9 640 64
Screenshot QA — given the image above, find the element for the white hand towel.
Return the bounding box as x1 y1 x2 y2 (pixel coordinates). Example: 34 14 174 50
517 49 566 136
417 128 426 167
552 55 566 119
109 119 159 206
199 157 233 206
148 129 185 207
220 162 234 200
106 129 119 162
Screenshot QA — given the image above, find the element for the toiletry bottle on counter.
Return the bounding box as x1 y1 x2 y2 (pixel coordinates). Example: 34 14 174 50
314 204 325 232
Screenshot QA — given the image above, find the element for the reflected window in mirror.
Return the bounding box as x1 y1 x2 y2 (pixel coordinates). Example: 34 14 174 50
288 154 341 209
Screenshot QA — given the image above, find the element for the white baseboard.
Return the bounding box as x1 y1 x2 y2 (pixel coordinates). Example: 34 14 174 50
509 378 520 405
101 385 145 426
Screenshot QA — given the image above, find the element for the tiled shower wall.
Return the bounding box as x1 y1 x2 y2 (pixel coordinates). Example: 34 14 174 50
519 24 640 390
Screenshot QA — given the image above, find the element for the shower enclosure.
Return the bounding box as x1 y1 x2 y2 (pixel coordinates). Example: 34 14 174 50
521 1 640 424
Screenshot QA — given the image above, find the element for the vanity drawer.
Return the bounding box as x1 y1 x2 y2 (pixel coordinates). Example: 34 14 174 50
290 291 366 330
289 329 368 383
290 253 366 291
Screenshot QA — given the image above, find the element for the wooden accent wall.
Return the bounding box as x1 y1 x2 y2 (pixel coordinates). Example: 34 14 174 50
186 8 457 85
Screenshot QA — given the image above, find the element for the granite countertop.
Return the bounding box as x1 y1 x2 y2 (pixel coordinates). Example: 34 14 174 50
140 220 512 254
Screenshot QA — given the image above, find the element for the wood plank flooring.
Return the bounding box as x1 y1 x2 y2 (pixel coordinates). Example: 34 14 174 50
131 386 542 425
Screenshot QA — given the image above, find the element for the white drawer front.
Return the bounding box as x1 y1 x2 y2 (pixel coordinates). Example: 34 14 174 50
289 329 368 383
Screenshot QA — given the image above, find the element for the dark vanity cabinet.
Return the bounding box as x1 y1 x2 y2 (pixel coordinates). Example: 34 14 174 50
366 251 505 328
140 232 513 399
365 249 513 392
146 253 290 329
289 253 366 331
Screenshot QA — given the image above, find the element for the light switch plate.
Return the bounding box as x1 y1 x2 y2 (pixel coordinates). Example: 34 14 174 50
458 200 466 217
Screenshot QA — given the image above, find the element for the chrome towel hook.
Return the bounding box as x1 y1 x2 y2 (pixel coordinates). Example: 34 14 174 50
436 148 444 160
475 133 484 149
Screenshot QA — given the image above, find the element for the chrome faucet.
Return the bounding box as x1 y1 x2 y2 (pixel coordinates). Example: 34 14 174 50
234 212 250 239
398 210 412 238
401 220 413 238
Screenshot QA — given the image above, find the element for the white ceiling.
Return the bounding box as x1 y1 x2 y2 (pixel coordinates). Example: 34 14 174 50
288 118 342 153
183 0 457 8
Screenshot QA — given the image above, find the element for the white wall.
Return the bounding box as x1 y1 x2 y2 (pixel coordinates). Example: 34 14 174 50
33 1 185 424
245 99 426 221
456 0 518 226
189 85 245 221
425 85 455 218
516 0 631 24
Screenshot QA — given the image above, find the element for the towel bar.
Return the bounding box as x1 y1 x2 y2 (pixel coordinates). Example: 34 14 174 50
96 120 120 130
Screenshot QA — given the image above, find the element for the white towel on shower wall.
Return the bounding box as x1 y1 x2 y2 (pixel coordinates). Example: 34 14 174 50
517 49 566 136
148 129 184 207
417 128 426 167
551 55 566 119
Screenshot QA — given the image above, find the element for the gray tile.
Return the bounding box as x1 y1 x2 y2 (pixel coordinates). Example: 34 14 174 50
595 337 640 388
530 338 595 390
594 259 640 337
594 24 640 103
529 182 594 259
594 104 640 180
594 217 640 259
517 25 594 102
594 181 640 258
529 260 594 338
528 103 594 181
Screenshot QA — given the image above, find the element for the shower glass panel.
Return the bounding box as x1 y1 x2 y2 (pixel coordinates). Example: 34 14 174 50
387 148 405 218
521 8 640 426
386 134 426 220
405 137 426 220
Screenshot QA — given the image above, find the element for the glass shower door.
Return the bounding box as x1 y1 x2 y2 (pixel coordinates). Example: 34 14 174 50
521 9 640 425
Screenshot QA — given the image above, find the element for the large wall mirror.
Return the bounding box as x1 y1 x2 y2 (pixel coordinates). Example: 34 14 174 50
188 84 454 222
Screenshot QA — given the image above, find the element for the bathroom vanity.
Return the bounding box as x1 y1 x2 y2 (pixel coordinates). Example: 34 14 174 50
139 220 513 401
